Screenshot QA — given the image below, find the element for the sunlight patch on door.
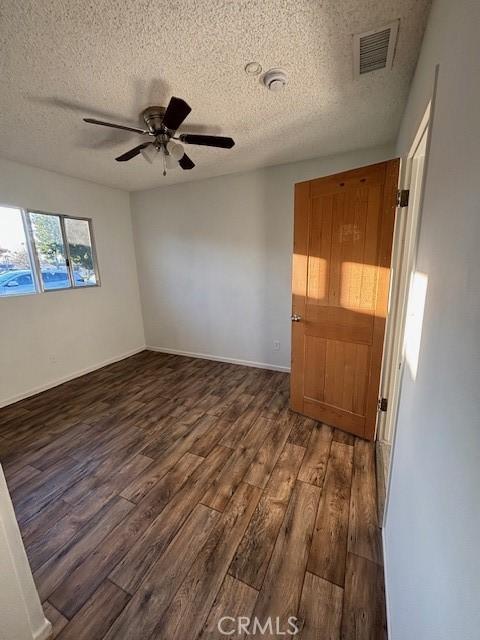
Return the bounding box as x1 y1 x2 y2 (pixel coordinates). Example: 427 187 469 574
306 256 327 301
404 271 428 380
340 262 389 317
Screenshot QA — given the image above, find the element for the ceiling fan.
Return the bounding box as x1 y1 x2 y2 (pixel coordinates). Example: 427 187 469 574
83 96 235 175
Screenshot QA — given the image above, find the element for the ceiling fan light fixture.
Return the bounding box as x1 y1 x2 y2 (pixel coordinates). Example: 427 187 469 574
165 153 178 170
141 144 157 164
167 141 185 161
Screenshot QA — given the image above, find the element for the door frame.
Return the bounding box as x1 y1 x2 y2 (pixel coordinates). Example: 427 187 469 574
377 66 438 525
376 102 432 444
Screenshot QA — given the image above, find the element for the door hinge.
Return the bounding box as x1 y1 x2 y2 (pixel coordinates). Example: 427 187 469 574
397 189 410 207
378 397 388 412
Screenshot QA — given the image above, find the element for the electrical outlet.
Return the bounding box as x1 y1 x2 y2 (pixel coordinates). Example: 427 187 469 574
273 340 280 351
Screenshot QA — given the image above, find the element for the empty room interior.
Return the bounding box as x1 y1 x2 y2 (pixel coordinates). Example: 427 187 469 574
0 0 479 639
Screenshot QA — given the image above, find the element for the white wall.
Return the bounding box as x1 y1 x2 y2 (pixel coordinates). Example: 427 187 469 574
0 467 51 640
0 158 145 406
131 144 394 370
384 1 480 638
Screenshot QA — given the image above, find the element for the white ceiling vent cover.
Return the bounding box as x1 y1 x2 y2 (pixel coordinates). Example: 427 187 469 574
353 20 399 78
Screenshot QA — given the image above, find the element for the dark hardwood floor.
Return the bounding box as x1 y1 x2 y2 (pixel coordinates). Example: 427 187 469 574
0 351 387 639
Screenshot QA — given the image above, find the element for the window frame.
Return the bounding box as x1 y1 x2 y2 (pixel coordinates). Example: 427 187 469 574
0 203 101 297
61 214 101 289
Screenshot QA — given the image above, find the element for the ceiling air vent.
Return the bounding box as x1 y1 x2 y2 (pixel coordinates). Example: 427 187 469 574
353 20 399 78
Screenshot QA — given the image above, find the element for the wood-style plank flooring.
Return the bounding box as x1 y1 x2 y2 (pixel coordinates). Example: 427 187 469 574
0 351 387 639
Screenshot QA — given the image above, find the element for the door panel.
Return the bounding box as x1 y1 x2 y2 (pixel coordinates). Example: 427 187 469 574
291 160 399 440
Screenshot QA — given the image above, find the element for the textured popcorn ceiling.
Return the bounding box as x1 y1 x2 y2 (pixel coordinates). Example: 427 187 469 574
0 0 431 191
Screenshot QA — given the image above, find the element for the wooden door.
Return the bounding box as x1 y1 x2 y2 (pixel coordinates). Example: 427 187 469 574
290 160 399 440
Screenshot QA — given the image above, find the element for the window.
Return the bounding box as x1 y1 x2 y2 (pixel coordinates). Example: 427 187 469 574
0 206 36 296
0 206 100 298
30 212 71 290
64 217 98 286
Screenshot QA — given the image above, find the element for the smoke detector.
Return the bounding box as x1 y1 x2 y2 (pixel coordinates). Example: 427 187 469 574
263 69 288 91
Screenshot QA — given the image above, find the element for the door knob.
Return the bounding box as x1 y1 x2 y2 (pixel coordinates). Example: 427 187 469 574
291 314 302 322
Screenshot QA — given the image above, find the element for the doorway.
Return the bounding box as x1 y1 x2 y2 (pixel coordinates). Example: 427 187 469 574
290 160 400 440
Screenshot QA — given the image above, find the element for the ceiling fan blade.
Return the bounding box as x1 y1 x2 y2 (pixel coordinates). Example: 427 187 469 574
178 153 195 170
116 142 152 162
84 118 149 135
162 97 192 132
179 134 235 149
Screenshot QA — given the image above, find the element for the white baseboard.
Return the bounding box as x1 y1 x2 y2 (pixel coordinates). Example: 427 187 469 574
34 618 53 640
0 346 146 408
146 346 291 373
382 527 392 640
1 345 289 409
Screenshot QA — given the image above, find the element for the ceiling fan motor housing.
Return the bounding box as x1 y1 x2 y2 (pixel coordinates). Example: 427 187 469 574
142 106 166 134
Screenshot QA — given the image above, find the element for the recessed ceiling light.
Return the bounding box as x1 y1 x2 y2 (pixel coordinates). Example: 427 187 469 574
263 68 288 91
245 61 262 76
